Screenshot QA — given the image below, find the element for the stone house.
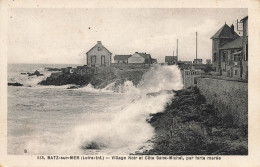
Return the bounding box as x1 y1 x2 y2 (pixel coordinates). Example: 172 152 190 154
114 55 132 63
165 56 178 65
241 16 248 80
219 36 243 79
128 52 151 64
211 24 240 73
86 41 112 67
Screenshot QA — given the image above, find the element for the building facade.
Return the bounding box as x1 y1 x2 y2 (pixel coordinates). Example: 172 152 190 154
86 41 112 67
211 24 240 73
219 37 243 78
241 16 248 80
128 52 151 64
114 55 132 63
165 56 178 65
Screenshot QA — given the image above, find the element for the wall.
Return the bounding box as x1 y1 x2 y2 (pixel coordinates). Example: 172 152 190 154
110 63 150 69
196 77 248 127
242 18 248 80
128 53 145 63
86 43 111 67
183 69 202 88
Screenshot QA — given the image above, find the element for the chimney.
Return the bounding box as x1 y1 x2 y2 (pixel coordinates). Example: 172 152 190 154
230 24 234 34
97 41 101 44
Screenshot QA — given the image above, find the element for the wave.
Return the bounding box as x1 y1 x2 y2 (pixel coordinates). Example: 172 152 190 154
74 65 183 154
23 65 183 155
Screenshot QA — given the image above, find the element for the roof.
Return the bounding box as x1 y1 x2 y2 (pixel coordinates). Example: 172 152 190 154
219 37 243 50
114 55 132 60
241 16 248 21
137 53 151 60
211 24 240 39
165 56 177 62
86 41 112 54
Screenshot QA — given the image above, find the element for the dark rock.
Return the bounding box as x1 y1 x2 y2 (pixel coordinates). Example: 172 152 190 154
8 82 23 86
28 70 44 77
45 67 62 71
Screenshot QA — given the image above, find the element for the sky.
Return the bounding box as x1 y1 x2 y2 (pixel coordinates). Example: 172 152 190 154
7 8 248 64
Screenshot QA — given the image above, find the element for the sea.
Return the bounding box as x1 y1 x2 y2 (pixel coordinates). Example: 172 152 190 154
7 63 183 155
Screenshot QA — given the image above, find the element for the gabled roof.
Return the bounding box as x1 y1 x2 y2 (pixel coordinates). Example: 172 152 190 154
211 24 240 39
133 52 151 60
241 16 248 21
165 56 177 62
219 36 243 50
86 41 112 54
114 55 132 60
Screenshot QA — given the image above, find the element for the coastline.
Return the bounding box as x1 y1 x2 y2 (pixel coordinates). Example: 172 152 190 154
138 88 248 155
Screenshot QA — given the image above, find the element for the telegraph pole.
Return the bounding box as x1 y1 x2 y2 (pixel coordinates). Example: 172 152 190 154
196 32 198 64
177 39 178 62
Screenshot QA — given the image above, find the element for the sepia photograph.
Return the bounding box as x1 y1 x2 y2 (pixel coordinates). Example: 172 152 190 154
1 1 260 166
6 8 249 156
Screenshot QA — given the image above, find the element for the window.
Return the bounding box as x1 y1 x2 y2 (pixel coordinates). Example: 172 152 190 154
235 70 238 75
98 47 101 51
213 53 217 62
101 56 105 65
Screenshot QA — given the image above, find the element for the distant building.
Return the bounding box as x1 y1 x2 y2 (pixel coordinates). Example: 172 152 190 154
178 60 192 64
206 59 212 64
86 41 112 67
151 58 157 64
193 59 203 64
241 16 248 80
211 23 240 72
128 52 151 64
165 56 177 65
114 55 132 63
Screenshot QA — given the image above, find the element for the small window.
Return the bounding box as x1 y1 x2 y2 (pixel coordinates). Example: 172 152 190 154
213 53 217 62
235 70 238 75
98 47 101 51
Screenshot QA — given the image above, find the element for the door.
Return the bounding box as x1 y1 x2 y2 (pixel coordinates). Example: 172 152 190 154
91 56 96 65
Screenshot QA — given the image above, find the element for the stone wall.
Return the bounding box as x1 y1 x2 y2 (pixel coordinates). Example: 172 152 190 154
196 77 248 127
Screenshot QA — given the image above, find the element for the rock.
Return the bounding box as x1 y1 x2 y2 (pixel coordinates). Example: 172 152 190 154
8 82 23 86
45 67 62 71
28 70 44 77
67 85 79 89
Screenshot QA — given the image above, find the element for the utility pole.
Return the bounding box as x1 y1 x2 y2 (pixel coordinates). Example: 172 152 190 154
177 39 178 63
196 32 198 64
172 50 174 65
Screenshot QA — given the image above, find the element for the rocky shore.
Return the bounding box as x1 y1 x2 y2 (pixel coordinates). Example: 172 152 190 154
138 88 248 155
39 68 147 88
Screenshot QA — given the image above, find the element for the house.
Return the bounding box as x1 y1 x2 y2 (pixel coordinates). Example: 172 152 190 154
193 59 203 64
219 36 243 78
211 24 240 72
86 41 112 67
241 16 248 80
128 52 151 64
165 56 178 65
151 58 157 64
114 55 132 63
